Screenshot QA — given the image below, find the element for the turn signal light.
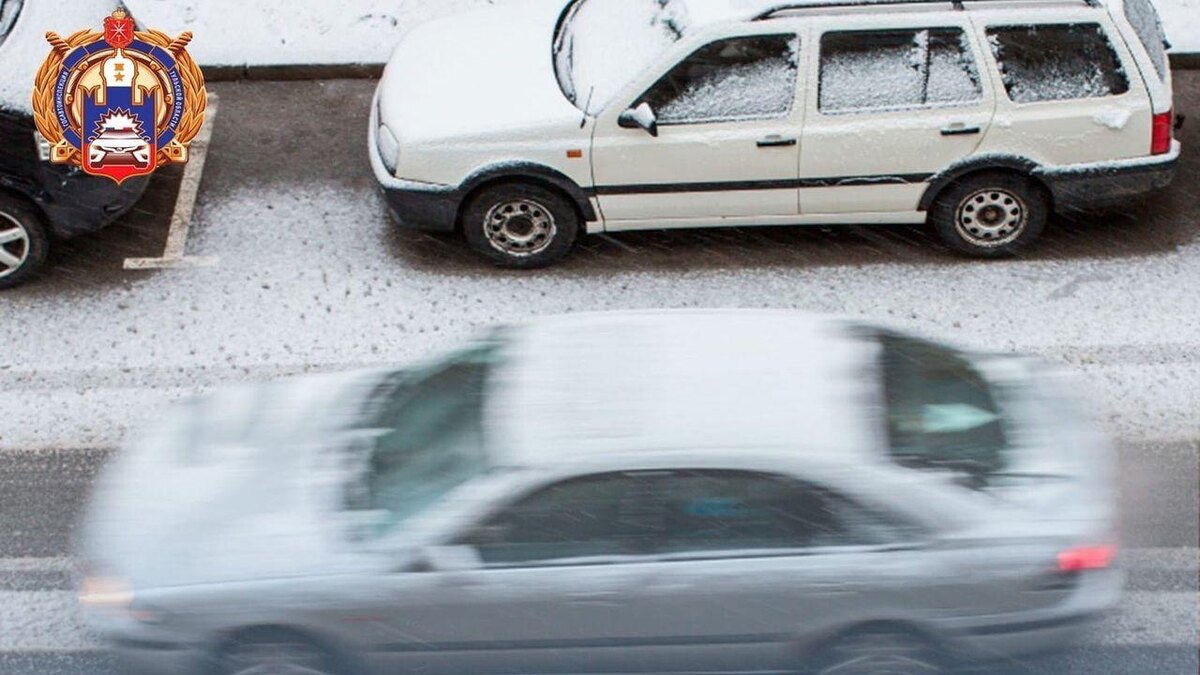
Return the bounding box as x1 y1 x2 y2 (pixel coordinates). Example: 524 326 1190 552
1151 111 1173 155
1057 544 1117 572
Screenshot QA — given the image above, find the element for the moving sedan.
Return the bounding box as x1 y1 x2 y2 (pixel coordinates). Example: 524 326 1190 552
79 311 1119 675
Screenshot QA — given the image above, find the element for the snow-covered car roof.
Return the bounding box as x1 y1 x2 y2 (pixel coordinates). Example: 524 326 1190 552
0 0 118 115
486 310 881 466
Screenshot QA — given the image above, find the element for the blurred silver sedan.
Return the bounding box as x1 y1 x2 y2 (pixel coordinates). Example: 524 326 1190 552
79 310 1119 675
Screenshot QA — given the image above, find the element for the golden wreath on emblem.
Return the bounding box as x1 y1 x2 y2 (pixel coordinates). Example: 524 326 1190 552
32 9 206 184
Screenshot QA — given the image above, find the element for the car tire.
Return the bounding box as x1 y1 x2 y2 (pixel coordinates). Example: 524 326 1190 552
930 172 1048 258
0 195 50 290
807 626 945 675
218 629 347 675
461 182 579 268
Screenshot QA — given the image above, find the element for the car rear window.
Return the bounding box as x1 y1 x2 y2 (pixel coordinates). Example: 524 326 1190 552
1123 0 1170 82
986 24 1129 104
878 333 1011 487
819 28 982 114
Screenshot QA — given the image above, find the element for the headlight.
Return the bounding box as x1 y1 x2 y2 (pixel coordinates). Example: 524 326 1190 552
376 123 399 174
79 575 133 612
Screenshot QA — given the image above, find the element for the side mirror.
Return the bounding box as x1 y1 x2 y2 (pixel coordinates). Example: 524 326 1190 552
413 545 483 573
618 103 659 137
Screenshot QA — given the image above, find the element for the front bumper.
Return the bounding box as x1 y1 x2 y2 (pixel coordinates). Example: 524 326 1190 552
1038 141 1180 213
108 637 209 675
368 91 461 232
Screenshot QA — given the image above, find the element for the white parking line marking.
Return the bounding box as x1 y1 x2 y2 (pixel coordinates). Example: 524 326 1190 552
124 94 221 270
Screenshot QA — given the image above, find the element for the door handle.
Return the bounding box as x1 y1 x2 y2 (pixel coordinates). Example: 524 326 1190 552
940 125 981 136
757 135 798 148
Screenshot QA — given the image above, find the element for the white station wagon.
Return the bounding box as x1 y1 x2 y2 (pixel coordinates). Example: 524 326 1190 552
370 0 1180 267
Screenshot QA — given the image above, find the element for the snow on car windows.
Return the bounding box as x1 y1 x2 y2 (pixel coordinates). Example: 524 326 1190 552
819 28 982 114
554 0 689 113
639 35 799 125
987 24 1130 104
1124 0 1170 82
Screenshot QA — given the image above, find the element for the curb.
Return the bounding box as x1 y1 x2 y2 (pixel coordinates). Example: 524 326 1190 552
203 55 1200 83
1171 53 1200 70
201 63 384 82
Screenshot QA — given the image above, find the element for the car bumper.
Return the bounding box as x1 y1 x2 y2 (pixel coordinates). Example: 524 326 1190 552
107 638 209 675
1038 141 1180 213
36 165 150 239
368 90 461 232
942 567 1122 662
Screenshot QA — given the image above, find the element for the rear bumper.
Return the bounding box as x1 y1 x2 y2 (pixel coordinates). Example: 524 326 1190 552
1037 141 1180 213
942 567 1122 662
37 167 149 239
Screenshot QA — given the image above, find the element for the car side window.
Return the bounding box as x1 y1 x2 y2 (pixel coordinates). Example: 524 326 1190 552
819 28 982 114
461 473 657 566
653 470 911 553
636 34 799 125
879 334 1009 485
986 24 1130 104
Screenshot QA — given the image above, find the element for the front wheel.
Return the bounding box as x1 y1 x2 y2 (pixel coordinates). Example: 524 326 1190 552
461 183 579 269
0 195 49 290
929 172 1048 258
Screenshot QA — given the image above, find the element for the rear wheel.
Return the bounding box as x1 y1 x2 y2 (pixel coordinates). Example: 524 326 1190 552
0 195 49 290
930 172 1048 258
807 626 945 675
461 182 579 268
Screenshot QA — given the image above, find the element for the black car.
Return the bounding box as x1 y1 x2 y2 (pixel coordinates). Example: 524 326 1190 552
0 0 148 289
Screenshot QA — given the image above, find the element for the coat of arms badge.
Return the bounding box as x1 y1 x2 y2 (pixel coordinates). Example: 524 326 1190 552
31 9 206 184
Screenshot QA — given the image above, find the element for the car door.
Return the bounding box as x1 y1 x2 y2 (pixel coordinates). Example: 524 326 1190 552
625 470 943 673
798 16 995 216
591 31 805 230
373 472 665 675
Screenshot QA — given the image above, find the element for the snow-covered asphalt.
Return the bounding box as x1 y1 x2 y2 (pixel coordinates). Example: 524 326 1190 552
0 72 1197 671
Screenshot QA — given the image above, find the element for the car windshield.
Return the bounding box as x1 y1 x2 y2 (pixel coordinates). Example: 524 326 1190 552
0 0 22 47
351 340 503 536
553 0 690 113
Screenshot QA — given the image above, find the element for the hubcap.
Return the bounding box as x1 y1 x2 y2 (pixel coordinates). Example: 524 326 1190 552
954 188 1026 248
0 211 30 279
483 199 556 257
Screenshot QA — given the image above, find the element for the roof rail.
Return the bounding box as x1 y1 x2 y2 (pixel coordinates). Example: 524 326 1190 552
752 0 1098 20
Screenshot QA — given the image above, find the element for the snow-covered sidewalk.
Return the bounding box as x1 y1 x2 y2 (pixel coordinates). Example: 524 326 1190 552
124 0 1198 71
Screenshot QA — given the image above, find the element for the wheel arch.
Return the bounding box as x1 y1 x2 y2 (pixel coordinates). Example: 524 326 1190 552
919 155 1053 212
209 623 369 675
456 162 598 230
794 618 956 670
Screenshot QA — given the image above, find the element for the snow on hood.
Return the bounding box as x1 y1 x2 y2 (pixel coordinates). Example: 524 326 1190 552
377 0 582 142
81 369 390 589
0 0 118 115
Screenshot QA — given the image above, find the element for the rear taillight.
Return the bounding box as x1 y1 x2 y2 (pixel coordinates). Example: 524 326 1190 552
1151 111 1173 155
1057 544 1117 572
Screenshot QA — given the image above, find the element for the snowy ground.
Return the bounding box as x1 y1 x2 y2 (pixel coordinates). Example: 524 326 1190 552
120 0 1200 67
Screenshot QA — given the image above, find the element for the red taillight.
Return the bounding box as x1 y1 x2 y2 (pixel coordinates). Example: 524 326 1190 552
1057 544 1117 572
1151 111 1173 155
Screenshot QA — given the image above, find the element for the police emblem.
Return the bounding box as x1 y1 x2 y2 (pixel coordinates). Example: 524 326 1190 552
31 9 206 184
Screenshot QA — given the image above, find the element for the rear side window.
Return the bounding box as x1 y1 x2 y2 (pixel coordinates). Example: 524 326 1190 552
879 334 1009 487
986 24 1129 104
1124 0 1169 81
819 28 982 114
637 34 799 125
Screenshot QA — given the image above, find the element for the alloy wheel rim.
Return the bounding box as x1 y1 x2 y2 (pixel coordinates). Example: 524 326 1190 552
954 188 1026 248
483 199 556 257
819 632 942 675
0 211 30 279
